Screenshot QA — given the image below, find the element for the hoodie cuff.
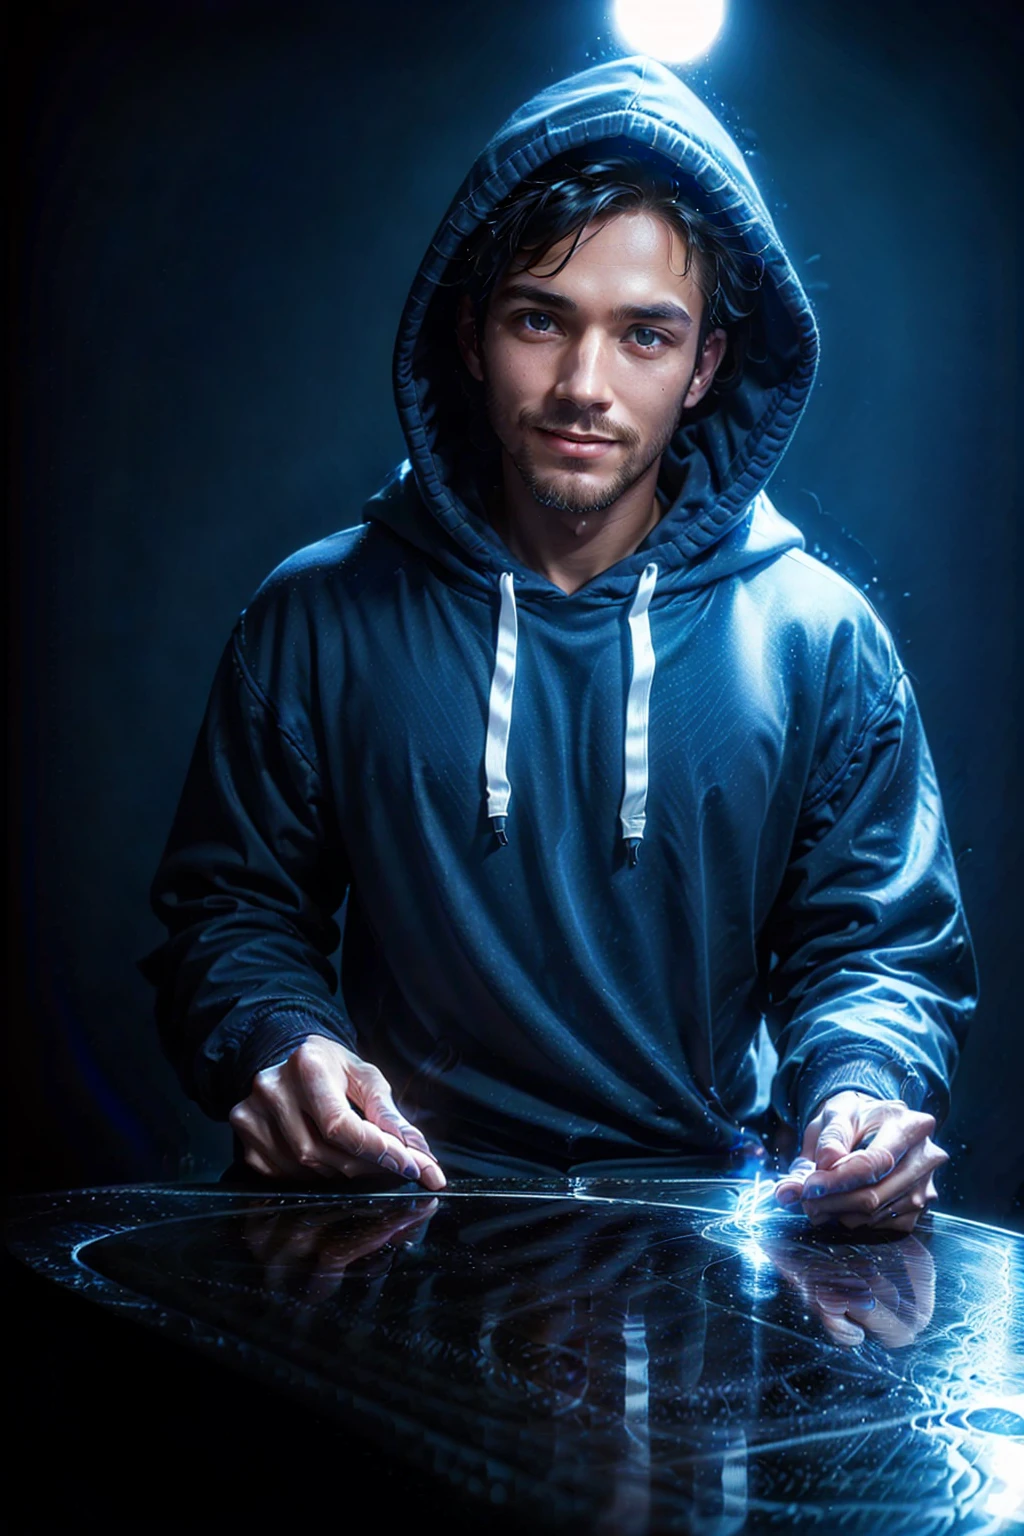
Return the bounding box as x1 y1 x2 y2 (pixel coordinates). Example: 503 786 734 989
796 1056 926 1141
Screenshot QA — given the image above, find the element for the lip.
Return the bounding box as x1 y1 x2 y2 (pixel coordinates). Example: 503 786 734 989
535 427 620 459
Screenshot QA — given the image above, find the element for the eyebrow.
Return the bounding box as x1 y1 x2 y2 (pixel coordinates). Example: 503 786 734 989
495 281 693 329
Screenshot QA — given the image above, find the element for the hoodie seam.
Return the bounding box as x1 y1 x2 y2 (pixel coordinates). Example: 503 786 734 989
230 631 323 785
803 666 906 813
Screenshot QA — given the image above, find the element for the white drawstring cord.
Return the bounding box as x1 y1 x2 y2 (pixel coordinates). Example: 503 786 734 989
620 562 659 865
484 572 518 846
483 563 658 863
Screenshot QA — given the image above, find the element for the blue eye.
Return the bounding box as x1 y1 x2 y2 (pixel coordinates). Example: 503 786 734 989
522 312 555 332
631 326 664 350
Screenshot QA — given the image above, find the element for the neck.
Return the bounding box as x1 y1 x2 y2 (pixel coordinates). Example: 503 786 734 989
490 454 666 596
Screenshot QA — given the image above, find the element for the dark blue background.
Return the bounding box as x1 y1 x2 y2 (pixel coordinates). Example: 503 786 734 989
10 0 1022 1223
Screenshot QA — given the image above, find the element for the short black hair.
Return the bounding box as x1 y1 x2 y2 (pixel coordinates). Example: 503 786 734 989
459 142 764 393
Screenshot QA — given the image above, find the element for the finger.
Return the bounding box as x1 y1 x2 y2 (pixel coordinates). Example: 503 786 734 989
775 1158 815 1207
804 1142 896 1198
394 1123 436 1158
830 1194 923 1231
803 1134 944 1211
415 1158 448 1192
866 1194 920 1226
349 1087 447 1188
279 1047 446 1188
242 1144 279 1178
798 1106 828 1162
368 1100 438 1161
811 1103 859 1170
296 1055 445 1186
344 1062 444 1170
328 1137 445 1188
290 1113 410 1181
805 1111 936 1200
303 1119 445 1186
804 1141 946 1220
864 1178 939 1228
294 1056 423 1176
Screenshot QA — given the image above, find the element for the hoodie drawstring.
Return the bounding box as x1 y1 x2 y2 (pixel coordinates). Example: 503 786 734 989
485 572 518 845
620 562 659 865
485 563 659 864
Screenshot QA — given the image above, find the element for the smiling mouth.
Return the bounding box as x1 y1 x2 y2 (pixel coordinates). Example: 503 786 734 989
538 428 618 443
535 427 621 458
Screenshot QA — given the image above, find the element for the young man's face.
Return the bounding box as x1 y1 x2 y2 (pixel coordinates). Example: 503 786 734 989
457 210 726 518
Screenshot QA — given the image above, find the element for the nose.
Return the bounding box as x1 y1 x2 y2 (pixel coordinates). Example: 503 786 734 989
553 328 614 417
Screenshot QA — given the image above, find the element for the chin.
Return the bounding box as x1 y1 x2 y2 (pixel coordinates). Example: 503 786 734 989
523 461 640 518
533 483 623 517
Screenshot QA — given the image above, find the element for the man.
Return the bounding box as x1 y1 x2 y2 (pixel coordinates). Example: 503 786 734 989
143 57 976 1231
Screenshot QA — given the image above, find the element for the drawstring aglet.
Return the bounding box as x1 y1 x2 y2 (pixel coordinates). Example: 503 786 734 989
491 816 509 848
626 837 641 867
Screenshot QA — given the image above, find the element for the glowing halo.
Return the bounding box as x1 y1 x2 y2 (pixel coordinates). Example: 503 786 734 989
613 0 726 64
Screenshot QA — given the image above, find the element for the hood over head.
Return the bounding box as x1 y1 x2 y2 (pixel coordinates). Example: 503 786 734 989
378 53 818 600
372 56 821 861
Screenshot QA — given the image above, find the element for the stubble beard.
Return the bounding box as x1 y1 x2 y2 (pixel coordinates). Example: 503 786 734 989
484 378 687 519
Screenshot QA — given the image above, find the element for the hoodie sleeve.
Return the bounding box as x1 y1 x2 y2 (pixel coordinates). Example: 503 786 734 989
139 616 355 1121
762 624 978 1142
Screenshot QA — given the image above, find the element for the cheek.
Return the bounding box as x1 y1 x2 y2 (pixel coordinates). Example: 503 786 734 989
628 372 689 435
485 349 547 418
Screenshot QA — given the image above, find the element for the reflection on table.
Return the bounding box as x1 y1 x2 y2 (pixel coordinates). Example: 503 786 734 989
8 1180 1023 1533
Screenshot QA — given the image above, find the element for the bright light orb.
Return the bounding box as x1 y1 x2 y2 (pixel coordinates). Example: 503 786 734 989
613 0 726 64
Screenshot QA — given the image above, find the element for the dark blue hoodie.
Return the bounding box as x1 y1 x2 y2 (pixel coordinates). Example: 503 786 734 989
143 57 977 1167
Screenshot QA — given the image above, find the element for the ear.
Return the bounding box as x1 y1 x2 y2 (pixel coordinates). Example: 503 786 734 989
683 328 727 410
456 294 485 383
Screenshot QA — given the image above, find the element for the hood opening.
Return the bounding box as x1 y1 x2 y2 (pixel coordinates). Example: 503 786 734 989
393 58 818 572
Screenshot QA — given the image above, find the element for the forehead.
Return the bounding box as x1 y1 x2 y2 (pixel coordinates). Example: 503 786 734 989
498 210 698 300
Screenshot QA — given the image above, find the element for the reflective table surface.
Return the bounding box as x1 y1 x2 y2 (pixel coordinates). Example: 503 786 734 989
8 1178 1024 1533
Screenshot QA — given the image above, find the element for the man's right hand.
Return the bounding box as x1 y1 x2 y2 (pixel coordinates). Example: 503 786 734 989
228 1035 447 1190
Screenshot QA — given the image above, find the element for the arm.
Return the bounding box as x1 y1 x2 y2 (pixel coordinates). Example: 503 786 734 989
762 657 977 1228
140 616 444 1187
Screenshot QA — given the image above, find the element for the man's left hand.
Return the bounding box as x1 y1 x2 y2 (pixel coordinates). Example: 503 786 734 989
774 1090 949 1232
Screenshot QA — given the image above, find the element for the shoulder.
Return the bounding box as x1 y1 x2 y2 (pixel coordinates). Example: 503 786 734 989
259 523 373 586
227 519 413 726
738 545 911 799
249 520 396 607
767 546 896 646
237 519 411 652
747 544 902 702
